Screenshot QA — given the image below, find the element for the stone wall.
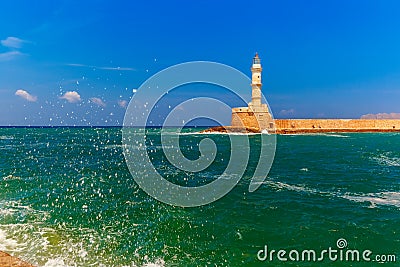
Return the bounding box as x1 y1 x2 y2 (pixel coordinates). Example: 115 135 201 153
275 119 400 133
231 109 400 133
231 108 258 129
231 107 274 130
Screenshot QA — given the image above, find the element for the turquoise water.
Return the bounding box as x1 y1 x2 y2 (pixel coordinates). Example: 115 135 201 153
0 127 399 266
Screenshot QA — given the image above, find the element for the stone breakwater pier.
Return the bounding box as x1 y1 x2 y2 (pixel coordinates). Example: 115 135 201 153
202 119 400 134
274 119 400 134
203 54 400 134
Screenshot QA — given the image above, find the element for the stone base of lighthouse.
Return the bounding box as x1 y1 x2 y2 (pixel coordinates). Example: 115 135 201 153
231 104 275 132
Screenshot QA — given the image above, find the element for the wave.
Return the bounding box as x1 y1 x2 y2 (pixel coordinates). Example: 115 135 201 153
0 136 14 140
322 134 350 138
283 133 349 137
371 153 400 167
42 258 165 267
342 192 400 208
135 259 165 267
0 199 165 267
42 258 75 267
0 229 19 251
264 180 399 209
2 175 21 181
0 200 49 219
264 180 317 194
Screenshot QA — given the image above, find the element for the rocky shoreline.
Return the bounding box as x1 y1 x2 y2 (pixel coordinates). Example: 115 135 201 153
200 126 263 133
200 125 400 134
0 251 34 267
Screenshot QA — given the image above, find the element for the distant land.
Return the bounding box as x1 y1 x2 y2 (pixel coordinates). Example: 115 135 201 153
360 113 400 119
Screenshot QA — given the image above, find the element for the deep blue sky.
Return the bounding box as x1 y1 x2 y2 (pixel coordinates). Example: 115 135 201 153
1 0 400 125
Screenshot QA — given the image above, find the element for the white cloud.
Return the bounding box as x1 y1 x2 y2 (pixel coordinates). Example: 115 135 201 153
279 108 295 116
60 91 81 103
90 97 106 107
1 37 26 49
0 51 23 61
0 37 28 61
99 66 135 71
66 63 86 67
15 89 37 102
66 63 135 71
118 100 128 108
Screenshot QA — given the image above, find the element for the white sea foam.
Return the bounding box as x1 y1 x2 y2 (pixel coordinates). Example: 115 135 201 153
302 133 350 138
372 153 400 167
0 222 102 266
204 132 259 136
0 229 19 251
342 192 400 208
282 133 349 137
127 258 165 267
0 199 162 267
264 180 318 194
142 259 166 267
0 200 49 219
322 134 349 138
179 131 259 136
0 136 14 140
265 180 400 209
43 258 75 267
2 174 21 181
40 254 165 267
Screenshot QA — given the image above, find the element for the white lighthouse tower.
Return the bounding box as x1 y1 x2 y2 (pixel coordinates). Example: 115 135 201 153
247 53 271 130
250 53 262 107
231 53 274 131
248 53 268 112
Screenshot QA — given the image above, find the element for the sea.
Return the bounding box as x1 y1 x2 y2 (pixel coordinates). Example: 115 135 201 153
0 127 399 266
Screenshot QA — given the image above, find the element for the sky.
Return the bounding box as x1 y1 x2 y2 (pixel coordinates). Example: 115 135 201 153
1 0 400 126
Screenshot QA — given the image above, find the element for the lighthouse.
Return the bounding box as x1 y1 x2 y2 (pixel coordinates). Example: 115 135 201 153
250 53 262 107
231 53 274 131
